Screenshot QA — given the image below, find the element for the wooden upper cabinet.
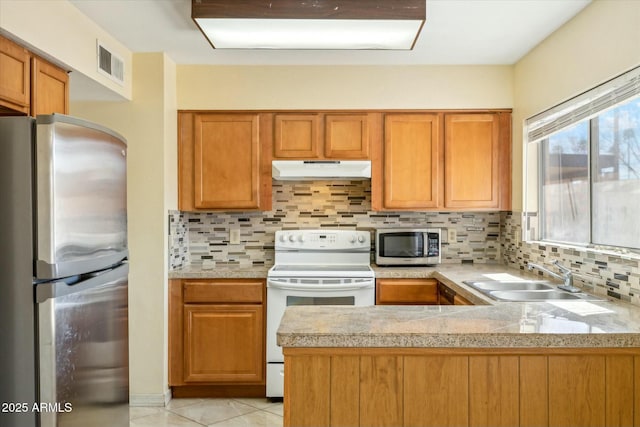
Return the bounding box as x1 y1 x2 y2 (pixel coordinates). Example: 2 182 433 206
324 114 370 158
444 113 511 210
0 35 30 113
381 113 441 209
194 113 260 209
274 114 321 158
31 56 69 115
273 113 371 159
178 111 273 211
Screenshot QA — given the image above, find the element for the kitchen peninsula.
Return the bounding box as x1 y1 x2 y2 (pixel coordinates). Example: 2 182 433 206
278 287 640 427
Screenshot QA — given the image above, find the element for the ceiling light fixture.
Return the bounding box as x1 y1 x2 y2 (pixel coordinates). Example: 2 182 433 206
192 0 426 50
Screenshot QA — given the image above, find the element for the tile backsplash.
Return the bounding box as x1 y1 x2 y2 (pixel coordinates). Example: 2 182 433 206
501 212 640 306
169 181 640 308
169 180 501 269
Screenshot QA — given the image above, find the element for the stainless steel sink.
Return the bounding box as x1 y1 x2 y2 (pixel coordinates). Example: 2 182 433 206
463 279 603 302
464 280 553 292
489 290 581 301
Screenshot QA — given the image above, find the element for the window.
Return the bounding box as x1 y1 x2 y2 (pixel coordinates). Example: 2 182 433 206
525 66 640 250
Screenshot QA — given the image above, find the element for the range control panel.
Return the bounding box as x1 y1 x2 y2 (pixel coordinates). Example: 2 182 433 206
275 229 371 251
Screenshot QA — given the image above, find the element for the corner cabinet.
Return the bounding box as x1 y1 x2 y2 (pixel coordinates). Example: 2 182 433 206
169 279 266 397
178 112 273 211
273 112 375 159
372 111 511 211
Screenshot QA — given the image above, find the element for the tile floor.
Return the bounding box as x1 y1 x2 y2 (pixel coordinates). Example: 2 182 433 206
130 398 283 427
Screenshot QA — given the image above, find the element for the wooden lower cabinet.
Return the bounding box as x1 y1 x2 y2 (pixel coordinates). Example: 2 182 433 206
376 279 439 305
170 279 266 396
283 348 640 427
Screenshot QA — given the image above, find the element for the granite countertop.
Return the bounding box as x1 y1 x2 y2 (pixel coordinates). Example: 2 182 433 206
277 264 640 349
277 302 640 348
168 264 271 279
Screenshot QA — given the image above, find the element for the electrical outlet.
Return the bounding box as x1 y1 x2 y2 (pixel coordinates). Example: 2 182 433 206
447 228 457 243
229 228 241 245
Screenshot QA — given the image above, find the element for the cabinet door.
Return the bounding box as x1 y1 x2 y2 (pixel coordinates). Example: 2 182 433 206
31 56 69 115
0 35 30 113
376 279 439 305
183 304 264 383
324 114 370 159
274 114 320 158
194 113 260 209
383 114 441 209
444 113 500 209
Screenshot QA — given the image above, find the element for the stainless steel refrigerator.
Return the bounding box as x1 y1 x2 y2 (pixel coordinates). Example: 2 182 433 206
0 114 129 427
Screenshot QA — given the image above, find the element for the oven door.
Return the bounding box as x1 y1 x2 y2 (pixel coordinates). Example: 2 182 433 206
266 277 375 363
265 277 374 397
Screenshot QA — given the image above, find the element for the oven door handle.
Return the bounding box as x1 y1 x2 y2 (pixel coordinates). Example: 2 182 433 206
267 279 374 291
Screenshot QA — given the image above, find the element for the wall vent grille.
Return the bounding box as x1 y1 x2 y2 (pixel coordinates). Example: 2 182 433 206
97 41 124 86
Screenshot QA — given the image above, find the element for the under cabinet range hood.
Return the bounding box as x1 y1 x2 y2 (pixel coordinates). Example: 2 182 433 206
272 160 371 180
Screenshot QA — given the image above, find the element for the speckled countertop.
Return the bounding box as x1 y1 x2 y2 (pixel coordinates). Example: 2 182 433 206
168 264 271 279
171 263 640 348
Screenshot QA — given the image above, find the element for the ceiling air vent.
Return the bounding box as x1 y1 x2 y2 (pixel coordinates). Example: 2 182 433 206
96 40 124 86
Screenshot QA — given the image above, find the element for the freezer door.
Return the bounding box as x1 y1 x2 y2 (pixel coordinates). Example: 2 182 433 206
37 263 129 427
35 114 128 279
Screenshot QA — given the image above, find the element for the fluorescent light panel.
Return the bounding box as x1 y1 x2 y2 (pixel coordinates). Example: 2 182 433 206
191 0 426 50
195 18 424 49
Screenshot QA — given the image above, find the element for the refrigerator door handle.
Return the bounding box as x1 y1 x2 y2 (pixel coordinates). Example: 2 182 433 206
36 251 128 281
36 263 129 304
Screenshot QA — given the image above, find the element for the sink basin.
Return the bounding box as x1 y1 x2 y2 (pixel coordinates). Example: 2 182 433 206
489 290 581 301
464 280 553 292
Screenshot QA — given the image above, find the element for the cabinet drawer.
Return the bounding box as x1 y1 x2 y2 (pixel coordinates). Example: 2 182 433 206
183 280 264 304
376 279 438 305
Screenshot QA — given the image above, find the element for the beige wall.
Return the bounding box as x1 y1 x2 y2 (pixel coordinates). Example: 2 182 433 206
71 53 177 405
0 0 132 100
512 0 640 211
177 65 513 110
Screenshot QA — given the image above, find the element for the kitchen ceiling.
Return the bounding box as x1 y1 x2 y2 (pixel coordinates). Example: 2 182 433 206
69 0 592 65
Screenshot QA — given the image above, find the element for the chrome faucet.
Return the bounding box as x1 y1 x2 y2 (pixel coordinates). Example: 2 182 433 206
527 260 581 293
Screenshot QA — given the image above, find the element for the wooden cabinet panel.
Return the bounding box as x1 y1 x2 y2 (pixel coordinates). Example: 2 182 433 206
284 348 640 427
194 113 260 209
548 355 606 427
404 355 469 427
469 356 519 427
453 294 473 305
183 280 263 304
376 278 438 305
606 355 634 427
183 304 264 383
274 114 321 158
520 356 549 427
178 112 272 211
0 35 30 113
359 356 403 427
31 56 68 115
444 113 499 209
330 356 360 427
170 279 266 391
284 355 330 427
324 114 370 159
382 114 441 209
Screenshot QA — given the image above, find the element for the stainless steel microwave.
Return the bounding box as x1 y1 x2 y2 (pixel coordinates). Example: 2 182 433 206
375 228 441 266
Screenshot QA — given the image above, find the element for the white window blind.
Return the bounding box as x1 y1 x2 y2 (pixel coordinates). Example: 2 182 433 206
526 66 640 143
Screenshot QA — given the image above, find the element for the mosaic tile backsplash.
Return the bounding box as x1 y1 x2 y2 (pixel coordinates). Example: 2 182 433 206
169 180 501 269
501 212 640 306
169 181 640 308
